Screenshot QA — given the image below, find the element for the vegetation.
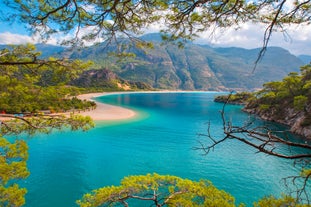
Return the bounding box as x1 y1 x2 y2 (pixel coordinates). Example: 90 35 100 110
0 112 94 207
4 0 311 56
0 44 95 206
214 92 253 104
77 173 311 207
254 195 311 207
1 0 311 206
245 64 311 128
70 68 153 91
36 38 304 91
0 44 96 114
210 65 311 204
214 64 311 126
77 173 238 207
0 136 29 207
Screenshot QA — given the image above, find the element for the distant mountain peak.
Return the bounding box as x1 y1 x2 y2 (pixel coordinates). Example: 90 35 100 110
3 40 303 91
139 33 164 42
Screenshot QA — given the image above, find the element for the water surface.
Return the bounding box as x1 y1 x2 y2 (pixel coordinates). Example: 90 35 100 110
23 92 301 206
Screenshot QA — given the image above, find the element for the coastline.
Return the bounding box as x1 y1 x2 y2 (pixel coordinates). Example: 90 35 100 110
74 90 211 121
75 92 136 121
0 91 222 122
0 92 137 122
213 93 311 139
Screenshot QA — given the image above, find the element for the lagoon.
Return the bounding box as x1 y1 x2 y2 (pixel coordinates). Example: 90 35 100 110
23 92 300 206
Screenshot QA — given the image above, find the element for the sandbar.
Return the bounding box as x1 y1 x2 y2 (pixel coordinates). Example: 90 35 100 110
0 92 136 122
76 93 136 121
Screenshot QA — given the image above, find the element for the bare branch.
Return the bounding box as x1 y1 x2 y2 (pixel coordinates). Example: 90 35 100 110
283 170 311 203
253 0 287 72
197 94 311 202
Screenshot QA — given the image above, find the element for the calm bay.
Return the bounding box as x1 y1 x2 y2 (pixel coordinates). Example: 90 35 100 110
23 92 302 206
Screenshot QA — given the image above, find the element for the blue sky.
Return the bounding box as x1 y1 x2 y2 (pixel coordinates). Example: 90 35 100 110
0 22 28 34
0 3 310 56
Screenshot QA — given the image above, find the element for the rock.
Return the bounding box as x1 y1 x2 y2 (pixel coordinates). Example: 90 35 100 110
243 103 311 140
70 68 152 90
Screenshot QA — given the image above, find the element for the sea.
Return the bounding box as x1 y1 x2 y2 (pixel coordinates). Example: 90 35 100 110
21 92 307 206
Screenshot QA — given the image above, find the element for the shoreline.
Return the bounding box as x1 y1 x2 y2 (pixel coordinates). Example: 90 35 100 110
0 92 137 122
74 91 209 121
75 92 136 121
0 91 224 122
65 91 224 121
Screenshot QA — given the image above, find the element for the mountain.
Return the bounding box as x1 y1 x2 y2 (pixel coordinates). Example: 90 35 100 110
66 34 304 91
298 55 311 65
0 44 65 58
70 68 153 91
35 44 65 58
3 33 305 91
210 46 303 90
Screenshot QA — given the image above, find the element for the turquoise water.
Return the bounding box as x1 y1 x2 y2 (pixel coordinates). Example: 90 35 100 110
22 92 302 206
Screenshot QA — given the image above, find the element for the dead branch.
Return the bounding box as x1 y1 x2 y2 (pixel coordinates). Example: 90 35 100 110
196 93 311 203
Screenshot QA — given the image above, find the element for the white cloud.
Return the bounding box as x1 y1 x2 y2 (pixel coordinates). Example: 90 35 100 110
0 32 35 44
194 23 311 56
0 29 101 46
0 31 63 45
1 21 311 56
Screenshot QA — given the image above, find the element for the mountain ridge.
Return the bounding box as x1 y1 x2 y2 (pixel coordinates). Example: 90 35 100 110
65 34 304 91
1 34 305 91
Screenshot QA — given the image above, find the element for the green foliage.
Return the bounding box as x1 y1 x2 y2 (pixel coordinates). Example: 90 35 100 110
1 114 94 136
214 92 253 104
0 44 95 114
77 173 239 207
0 43 96 207
4 0 311 47
259 104 271 110
70 68 153 91
245 64 311 127
5 38 298 91
0 136 29 207
78 173 311 207
254 195 311 207
301 168 311 178
215 65 311 204
294 95 308 111
67 38 303 90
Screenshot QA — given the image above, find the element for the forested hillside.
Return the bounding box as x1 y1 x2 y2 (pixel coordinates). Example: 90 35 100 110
70 68 153 91
244 64 311 138
1 0 311 206
215 64 311 138
67 33 304 91
1 34 305 91
0 44 95 114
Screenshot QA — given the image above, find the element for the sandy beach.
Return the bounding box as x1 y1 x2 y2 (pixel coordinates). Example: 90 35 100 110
75 90 211 121
1 91 197 122
76 93 136 121
0 92 136 122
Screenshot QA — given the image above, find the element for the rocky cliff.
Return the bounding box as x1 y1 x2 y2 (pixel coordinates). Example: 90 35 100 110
70 68 153 91
2 37 306 91
243 103 311 139
215 83 311 139
65 33 304 91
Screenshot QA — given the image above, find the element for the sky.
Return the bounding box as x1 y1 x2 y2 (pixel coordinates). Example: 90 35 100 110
0 4 310 56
